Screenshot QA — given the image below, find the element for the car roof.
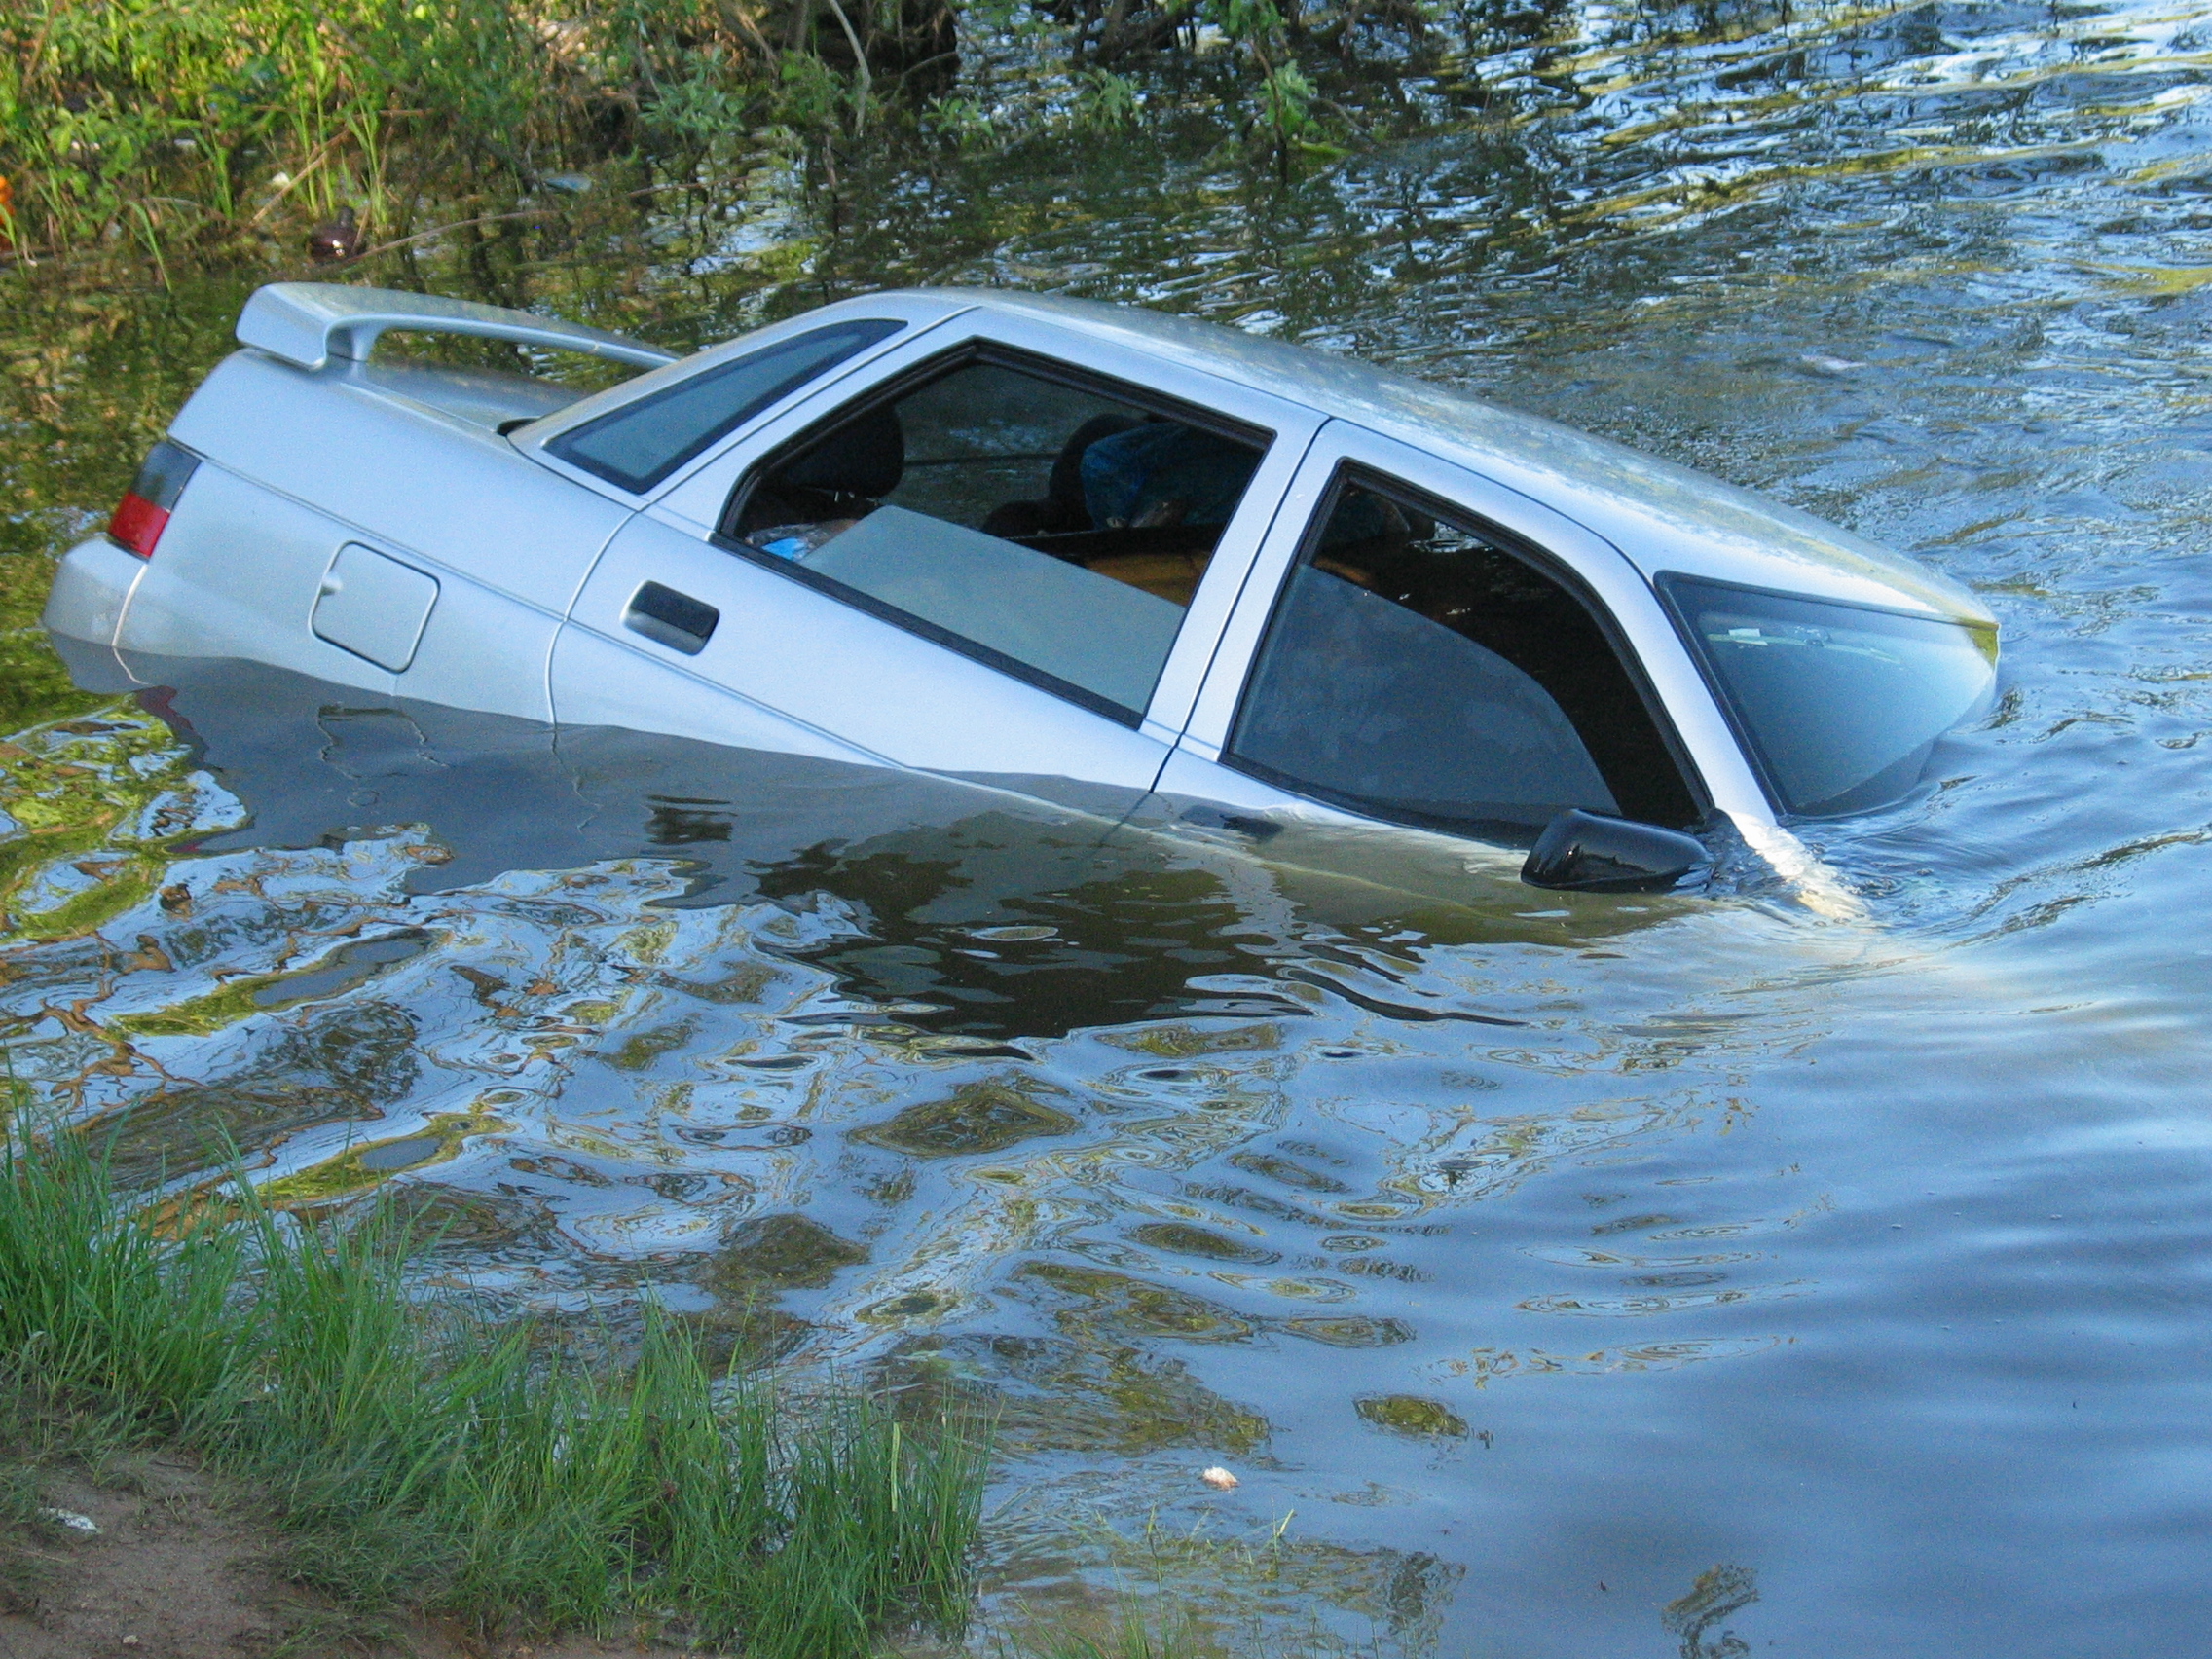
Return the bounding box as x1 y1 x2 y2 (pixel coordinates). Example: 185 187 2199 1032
845 287 1990 626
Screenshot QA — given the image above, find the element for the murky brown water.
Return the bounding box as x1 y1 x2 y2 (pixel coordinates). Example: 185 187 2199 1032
8 1 2212 1651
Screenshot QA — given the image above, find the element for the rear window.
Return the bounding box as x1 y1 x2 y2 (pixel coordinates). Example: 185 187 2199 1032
1661 574 1998 818
545 319 903 495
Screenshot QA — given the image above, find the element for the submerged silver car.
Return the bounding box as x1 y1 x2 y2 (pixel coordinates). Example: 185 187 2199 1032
44 281 1998 890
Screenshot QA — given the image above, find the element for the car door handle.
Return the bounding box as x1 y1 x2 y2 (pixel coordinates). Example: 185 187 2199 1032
623 581 719 655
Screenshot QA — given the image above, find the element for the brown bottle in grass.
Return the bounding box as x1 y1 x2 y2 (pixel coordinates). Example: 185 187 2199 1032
307 204 363 262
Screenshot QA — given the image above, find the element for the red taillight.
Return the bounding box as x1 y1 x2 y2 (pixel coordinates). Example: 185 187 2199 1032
109 492 170 558
108 440 200 560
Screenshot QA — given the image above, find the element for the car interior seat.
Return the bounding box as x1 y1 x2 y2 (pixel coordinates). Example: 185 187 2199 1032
738 406 906 535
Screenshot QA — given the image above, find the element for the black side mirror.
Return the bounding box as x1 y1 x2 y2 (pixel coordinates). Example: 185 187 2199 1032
1522 809 1710 893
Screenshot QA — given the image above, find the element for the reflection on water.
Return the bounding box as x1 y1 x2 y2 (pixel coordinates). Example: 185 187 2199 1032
11 0 2212 1648
0 656 1847 1650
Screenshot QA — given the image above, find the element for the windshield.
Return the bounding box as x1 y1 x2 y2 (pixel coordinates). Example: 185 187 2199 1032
1661 575 1998 818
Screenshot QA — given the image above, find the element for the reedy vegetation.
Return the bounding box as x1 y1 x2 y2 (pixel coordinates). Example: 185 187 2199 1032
0 1114 987 1653
0 0 1528 261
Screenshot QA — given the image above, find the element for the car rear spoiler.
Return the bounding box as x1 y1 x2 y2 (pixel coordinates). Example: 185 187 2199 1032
236 282 679 374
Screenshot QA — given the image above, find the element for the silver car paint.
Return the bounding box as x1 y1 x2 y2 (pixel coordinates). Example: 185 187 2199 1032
236 280 677 375
114 461 414 691
136 347 637 719
44 280 1993 862
41 536 146 660
553 305 1324 816
860 290 1992 625
517 293 977 514
550 318 1318 818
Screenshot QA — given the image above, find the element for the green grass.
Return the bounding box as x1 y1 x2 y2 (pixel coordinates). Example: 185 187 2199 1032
1 0 842 259
0 0 1428 264
0 1112 988 1653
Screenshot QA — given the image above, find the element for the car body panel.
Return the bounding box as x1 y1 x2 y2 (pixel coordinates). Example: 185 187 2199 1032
42 535 146 654
169 348 631 620
115 461 405 692
560 507 1179 817
351 359 587 429
42 281 2001 878
897 291 1991 625
548 620 888 766
312 542 440 672
152 347 638 721
552 304 1325 814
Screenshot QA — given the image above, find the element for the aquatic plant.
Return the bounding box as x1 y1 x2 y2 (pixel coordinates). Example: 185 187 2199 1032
0 0 862 259
0 0 1612 263
0 1109 988 1651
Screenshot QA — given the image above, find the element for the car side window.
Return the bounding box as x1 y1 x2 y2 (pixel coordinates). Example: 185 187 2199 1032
720 352 1270 721
546 319 903 495
1226 470 1699 835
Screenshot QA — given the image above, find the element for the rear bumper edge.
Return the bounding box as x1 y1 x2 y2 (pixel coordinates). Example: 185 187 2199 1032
42 535 148 649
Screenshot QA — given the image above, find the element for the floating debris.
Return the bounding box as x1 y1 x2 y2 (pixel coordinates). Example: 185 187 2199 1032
1201 1465 1240 1491
307 204 364 262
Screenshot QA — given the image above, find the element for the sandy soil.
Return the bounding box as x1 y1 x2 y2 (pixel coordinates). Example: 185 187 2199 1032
0 1459 665 1659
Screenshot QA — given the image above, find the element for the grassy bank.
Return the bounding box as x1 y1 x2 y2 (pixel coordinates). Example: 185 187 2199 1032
1 0 806 260
0 1113 988 1654
0 0 1537 266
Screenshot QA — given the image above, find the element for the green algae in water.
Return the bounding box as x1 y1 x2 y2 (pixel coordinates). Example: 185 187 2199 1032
376 1184 558 1251
255 1109 509 1207
702 1211 869 1294
687 1215 866 1368
1278 1316 1417 1348
861 1288 951 1323
1016 1261 1256 1343
8 858 160 942
851 1079 1079 1158
676 1302 814 1373
661 959 784 1005
114 929 434 1039
97 1000 429 1186
601 1016 700 1070
1355 1394 1469 1440
0 712 208 941
1130 1221 1281 1265
1102 1022 1284 1058
989 1499 1463 1658
1230 1149 1352 1194
879 1332 1272 1456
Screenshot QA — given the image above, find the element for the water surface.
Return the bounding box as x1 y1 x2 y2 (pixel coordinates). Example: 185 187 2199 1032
6 1 2212 1651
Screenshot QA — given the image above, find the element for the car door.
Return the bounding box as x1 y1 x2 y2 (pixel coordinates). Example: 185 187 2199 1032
551 312 1322 816
1149 420 1744 841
